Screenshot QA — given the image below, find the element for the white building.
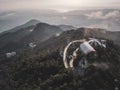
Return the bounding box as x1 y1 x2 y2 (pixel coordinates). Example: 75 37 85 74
29 42 36 48
6 52 16 58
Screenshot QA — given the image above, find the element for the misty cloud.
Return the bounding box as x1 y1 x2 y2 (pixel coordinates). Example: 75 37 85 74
85 10 120 19
0 0 120 11
87 23 109 30
0 9 120 32
0 12 16 19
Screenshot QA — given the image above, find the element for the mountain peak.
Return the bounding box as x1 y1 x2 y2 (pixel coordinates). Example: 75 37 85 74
58 24 76 31
25 19 40 26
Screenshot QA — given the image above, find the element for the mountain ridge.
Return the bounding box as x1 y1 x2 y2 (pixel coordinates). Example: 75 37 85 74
0 21 63 53
0 27 120 90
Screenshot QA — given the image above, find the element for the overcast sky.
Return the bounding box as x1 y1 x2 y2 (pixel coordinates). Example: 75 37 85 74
0 0 120 11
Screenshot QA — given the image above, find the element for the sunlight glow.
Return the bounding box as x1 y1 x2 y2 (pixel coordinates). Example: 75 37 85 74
0 0 120 11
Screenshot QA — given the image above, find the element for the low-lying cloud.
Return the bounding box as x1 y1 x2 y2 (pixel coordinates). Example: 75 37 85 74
85 10 120 19
0 12 16 19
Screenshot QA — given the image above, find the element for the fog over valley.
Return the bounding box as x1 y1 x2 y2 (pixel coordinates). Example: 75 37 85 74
0 9 120 32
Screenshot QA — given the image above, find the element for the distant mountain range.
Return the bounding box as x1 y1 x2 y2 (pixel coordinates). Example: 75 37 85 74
0 19 40 35
0 9 120 32
58 24 76 31
0 20 63 53
7 19 40 33
0 19 120 54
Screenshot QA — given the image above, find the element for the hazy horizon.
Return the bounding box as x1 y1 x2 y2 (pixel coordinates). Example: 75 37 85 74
0 0 120 32
0 0 120 12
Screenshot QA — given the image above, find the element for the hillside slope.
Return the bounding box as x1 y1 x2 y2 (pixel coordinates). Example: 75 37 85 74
34 28 120 53
0 22 62 53
0 28 120 90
